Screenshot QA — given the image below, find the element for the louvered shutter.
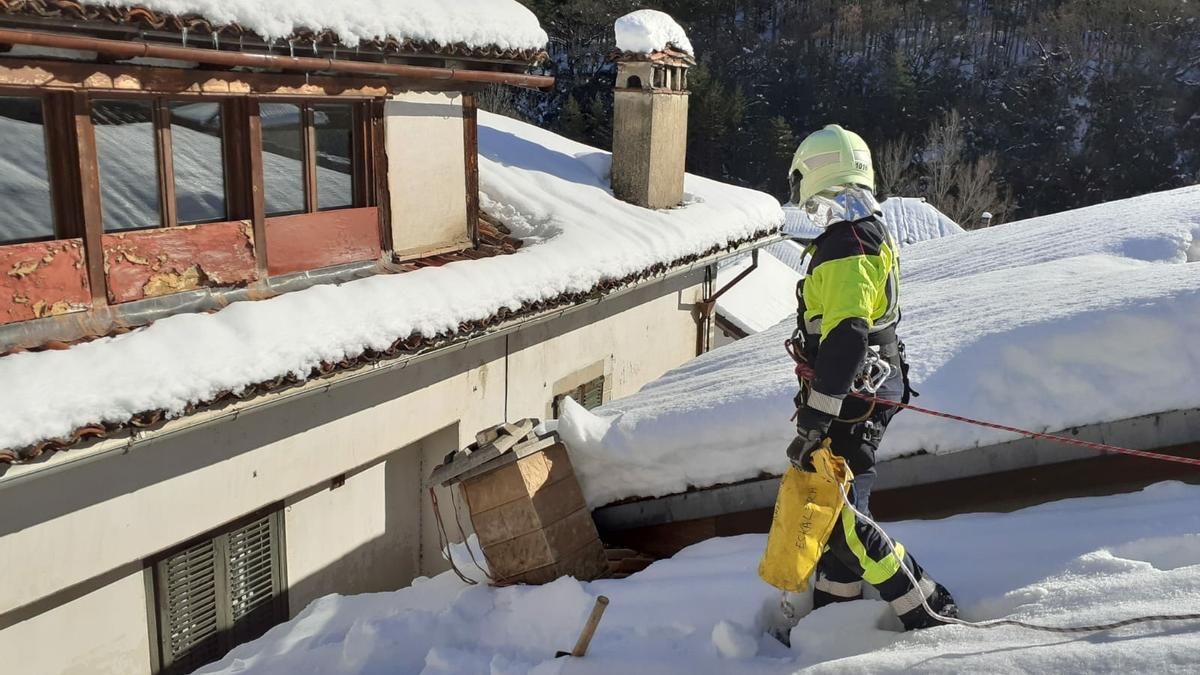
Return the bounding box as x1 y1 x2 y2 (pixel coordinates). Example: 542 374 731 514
152 510 286 674
155 540 223 674
225 514 284 645
580 376 604 410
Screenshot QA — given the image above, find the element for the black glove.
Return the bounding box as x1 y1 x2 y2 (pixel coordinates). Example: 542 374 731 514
787 408 833 472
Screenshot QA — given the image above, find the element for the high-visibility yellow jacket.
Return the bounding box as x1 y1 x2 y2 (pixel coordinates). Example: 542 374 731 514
800 216 900 417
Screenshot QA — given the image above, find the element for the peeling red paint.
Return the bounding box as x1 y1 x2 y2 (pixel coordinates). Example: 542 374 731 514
103 220 258 304
0 239 91 325
266 207 381 276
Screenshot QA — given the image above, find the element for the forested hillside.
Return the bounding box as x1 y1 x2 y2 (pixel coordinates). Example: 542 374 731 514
503 1 1200 225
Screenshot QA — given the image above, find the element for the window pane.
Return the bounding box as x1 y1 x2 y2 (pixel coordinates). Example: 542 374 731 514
0 97 54 244
313 104 354 210
171 102 227 224
93 100 161 231
260 103 306 216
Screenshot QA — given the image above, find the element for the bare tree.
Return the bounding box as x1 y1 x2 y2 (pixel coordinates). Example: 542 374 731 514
916 110 1014 227
876 133 919 198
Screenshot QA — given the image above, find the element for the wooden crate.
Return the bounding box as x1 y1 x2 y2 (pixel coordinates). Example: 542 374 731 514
461 442 608 585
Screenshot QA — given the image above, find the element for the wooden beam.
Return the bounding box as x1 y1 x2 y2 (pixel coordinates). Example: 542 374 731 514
302 103 318 213
221 98 249 220
462 93 480 249
70 92 108 307
154 99 178 228
42 91 85 238
0 59 392 97
371 99 392 255
245 99 269 276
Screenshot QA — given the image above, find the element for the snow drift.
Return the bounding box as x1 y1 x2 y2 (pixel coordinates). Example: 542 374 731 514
614 9 695 56
88 0 548 52
0 112 782 451
194 482 1200 674
561 185 1200 506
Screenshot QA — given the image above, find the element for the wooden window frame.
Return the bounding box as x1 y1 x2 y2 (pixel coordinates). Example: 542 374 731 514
258 98 374 218
90 93 241 232
144 505 288 675
0 88 78 245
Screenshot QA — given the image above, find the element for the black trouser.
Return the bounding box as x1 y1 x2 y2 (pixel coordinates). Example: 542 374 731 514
812 348 941 621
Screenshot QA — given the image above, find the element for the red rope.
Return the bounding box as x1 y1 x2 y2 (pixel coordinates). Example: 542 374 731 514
850 392 1200 468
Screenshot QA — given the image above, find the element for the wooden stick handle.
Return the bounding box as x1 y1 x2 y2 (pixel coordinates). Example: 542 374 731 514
571 595 610 657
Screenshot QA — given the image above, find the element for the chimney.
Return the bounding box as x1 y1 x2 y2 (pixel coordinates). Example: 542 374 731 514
611 49 694 209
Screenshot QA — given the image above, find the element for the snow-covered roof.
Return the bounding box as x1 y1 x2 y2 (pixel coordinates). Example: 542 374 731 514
712 198 964 338
713 247 802 335
0 112 781 457
560 185 1200 506
13 1 549 57
194 481 1200 673
783 197 964 247
614 10 694 56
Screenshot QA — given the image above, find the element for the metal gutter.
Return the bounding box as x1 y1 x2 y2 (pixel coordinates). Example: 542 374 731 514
591 407 1200 532
0 234 784 489
0 27 556 89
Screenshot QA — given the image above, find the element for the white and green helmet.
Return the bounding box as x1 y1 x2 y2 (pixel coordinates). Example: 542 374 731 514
789 124 875 205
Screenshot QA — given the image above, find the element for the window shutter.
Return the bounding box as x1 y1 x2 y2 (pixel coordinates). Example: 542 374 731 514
156 540 223 673
225 514 283 644
581 376 604 410
151 509 286 674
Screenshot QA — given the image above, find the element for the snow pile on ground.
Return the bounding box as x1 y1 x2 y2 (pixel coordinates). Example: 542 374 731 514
714 251 802 335
560 186 1200 505
615 9 694 55
195 482 1200 674
89 0 548 52
783 198 963 248
0 112 781 451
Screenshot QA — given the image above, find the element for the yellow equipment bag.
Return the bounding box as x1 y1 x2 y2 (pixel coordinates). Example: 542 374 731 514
758 443 852 593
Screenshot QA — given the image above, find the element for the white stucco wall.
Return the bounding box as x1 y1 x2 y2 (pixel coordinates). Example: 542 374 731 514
0 269 706 675
385 91 471 259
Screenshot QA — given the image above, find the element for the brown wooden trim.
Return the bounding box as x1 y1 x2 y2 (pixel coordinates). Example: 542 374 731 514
301 103 318 213
70 92 107 306
350 103 369 208
42 90 85 238
245 99 269 276
462 93 480 249
0 28 554 89
153 99 178 228
371 99 392 254
221 99 249 220
0 59 392 97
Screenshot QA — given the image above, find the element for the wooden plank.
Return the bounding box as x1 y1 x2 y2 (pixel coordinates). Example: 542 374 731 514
0 59 391 97
301 104 318 213
102 221 258 303
371 100 392 254
264 207 381 276
154 99 178 229
245 99 269 276
462 93 480 249
71 92 108 307
433 437 558 488
221 99 249 221
0 238 91 324
42 91 85 238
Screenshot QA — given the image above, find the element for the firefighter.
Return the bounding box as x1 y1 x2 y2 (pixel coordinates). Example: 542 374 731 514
785 124 958 630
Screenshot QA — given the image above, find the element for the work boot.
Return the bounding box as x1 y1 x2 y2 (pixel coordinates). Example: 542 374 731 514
897 582 958 631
